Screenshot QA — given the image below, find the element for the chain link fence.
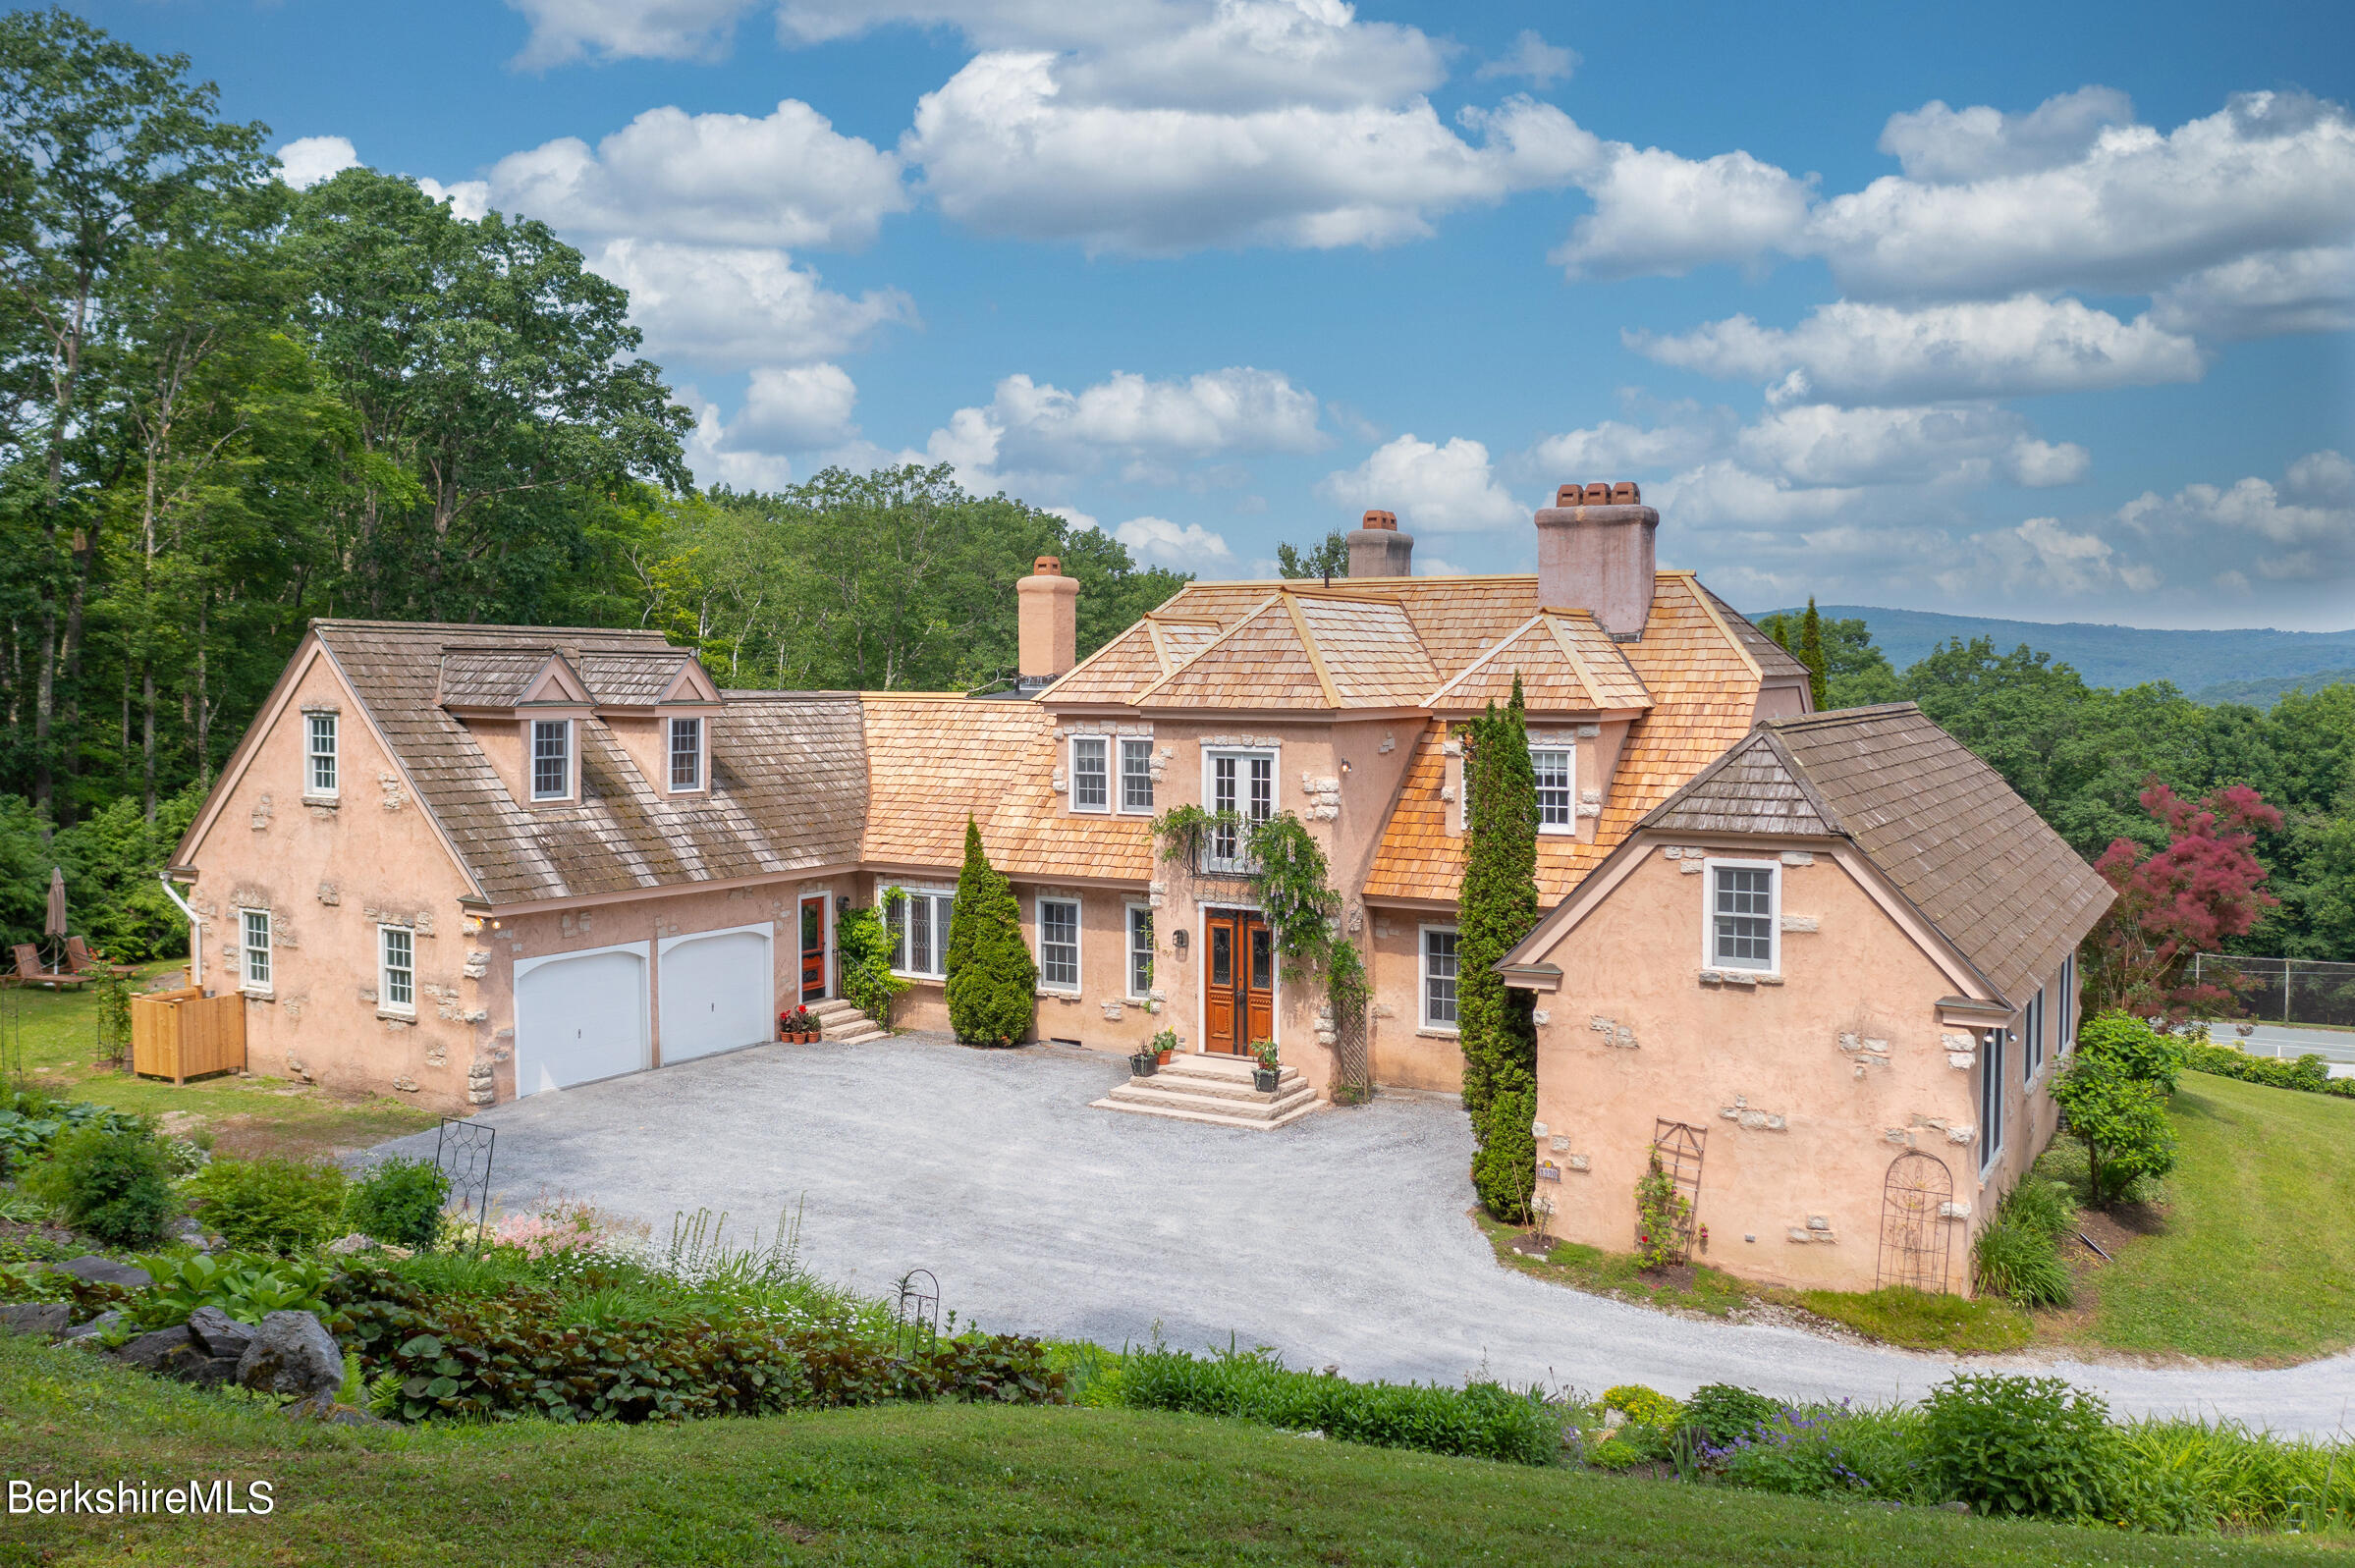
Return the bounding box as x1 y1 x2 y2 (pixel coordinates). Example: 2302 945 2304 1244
2193 953 2355 1029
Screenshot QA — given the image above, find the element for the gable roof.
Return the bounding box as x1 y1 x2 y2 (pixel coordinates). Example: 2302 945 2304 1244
310 622 866 905
1636 702 2113 1003
1425 610 1652 713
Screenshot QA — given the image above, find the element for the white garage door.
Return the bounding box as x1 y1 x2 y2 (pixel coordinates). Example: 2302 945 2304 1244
658 925 774 1065
514 944 649 1096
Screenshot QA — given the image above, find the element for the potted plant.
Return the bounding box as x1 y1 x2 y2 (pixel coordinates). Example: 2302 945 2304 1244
1151 1027 1178 1066
1127 1046 1159 1077
780 1006 819 1043
1248 1039 1282 1093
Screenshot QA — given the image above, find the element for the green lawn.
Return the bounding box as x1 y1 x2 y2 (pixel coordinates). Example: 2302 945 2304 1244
0 1335 2338 1568
2069 1071 2355 1363
1 976 437 1162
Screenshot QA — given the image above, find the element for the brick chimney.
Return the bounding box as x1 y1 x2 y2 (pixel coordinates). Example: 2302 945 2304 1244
1345 509 1413 577
1535 482 1660 638
1016 555 1078 683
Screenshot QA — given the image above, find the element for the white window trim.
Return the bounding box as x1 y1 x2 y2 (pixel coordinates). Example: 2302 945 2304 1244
2057 953 2077 1057
1118 736 1156 816
238 908 272 995
1531 746 1576 838
1979 1027 2008 1173
1124 901 1156 1000
303 711 339 800
1418 922 1460 1034
2023 985 2047 1087
1068 735 1111 815
530 717 575 803
1201 745 1279 871
884 883 955 982
1701 857 1781 974
378 924 416 1017
1035 894 1082 995
666 715 706 795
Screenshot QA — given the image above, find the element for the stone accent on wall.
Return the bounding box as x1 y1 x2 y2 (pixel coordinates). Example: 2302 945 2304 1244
1779 850 1814 867
362 905 435 938
1719 1095 1787 1132
1588 1015 1638 1048
463 950 489 980
316 882 340 906
249 793 273 832
377 772 406 812
1100 1001 1123 1021
1378 731 1397 754
557 910 594 940
1532 1008 1550 1025
1939 1201 1973 1219
1780 914 1819 932
1787 1215 1837 1243
1202 733 1284 749
1699 969 1783 987
1567 1154 1591 1172
467 1058 496 1107
1943 1030 1978 1069
1299 772 1341 822
392 1076 418 1093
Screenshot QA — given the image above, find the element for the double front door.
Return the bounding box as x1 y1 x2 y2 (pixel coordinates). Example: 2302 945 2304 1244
1203 908 1274 1054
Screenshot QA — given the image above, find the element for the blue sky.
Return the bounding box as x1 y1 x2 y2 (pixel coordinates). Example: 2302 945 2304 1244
74 0 2355 629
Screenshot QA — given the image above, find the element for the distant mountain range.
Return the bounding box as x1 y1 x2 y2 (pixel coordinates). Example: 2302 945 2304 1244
1752 606 2355 704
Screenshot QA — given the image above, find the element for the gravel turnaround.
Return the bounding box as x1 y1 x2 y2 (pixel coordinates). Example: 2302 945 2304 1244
367 1033 2355 1436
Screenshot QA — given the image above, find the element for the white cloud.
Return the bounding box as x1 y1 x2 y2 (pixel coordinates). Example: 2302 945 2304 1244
1044 505 1099 532
584 240 914 368
1528 414 1726 477
416 178 490 221
508 0 759 68
2150 244 2355 341
905 53 1594 252
1647 460 1860 530
1551 145 1815 279
485 100 907 249
1115 514 1234 566
1965 514 2160 595
1319 434 1524 531
1475 29 1576 87
2115 452 2355 585
1876 85 2136 184
1732 403 2049 489
2004 438 2092 488
682 393 797 491
1630 295 2205 404
724 363 860 450
923 366 1325 492
275 135 359 190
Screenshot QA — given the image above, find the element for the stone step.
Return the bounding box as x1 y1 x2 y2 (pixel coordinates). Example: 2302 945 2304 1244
808 999 862 1018
804 998 887 1043
1124 1066 1304 1104
1156 1054 1302 1084
1089 1089 1321 1131
830 1026 888 1046
1099 1078 1316 1120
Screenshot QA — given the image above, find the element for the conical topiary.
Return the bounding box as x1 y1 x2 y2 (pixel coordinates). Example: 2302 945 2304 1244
945 816 1036 1047
1456 676 1541 1218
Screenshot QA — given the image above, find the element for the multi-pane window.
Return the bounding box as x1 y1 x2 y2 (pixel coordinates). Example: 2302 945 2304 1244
1120 738 1154 812
1710 863 1778 970
1979 1027 2007 1170
1126 905 1154 999
380 926 414 1013
1071 737 1109 812
2024 986 2047 1083
1207 750 1275 867
240 909 271 991
305 713 338 796
2057 953 2077 1054
530 719 572 800
1039 897 1080 992
1422 926 1459 1029
668 717 702 791
888 888 955 980
1532 748 1573 833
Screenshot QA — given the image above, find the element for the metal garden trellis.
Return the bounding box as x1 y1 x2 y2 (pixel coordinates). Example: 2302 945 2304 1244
896 1268 940 1352
433 1116 497 1251
1648 1119 1707 1264
1876 1151 1955 1294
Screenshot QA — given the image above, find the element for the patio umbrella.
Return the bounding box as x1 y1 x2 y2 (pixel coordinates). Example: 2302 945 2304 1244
45 866 67 937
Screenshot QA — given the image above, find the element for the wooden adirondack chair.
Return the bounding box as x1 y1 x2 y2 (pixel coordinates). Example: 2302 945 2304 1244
8 943 86 990
64 936 134 978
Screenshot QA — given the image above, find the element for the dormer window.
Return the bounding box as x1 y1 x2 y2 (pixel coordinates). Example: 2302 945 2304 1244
531 718 573 801
1533 748 1573 835
1071 737 1109 812
668 716 703 792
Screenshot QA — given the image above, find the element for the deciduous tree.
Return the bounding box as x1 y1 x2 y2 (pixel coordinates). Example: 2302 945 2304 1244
2083 781 2280 1019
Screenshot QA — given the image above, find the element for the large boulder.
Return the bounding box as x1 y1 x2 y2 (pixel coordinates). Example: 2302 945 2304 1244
0 1302 70 1339
116 1325 194 1372
236 1311 344 1399
185 1306 255 1362
62 1309 125 1341
55 1256 151 1289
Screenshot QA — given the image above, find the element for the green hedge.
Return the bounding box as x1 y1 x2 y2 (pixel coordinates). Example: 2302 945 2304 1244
2182 1042 2355 1100
1118 1345 1561 1465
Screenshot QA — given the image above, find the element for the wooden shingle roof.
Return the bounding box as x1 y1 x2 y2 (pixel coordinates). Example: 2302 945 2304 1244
315 622 865 905
1642 703 2113 1003
1425 610 1652 713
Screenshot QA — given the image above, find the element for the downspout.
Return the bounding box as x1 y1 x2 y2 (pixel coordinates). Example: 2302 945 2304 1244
159 873 202 987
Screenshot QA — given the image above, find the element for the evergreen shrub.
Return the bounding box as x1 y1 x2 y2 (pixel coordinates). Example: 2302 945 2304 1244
26 1124 174 1249
1455 679 1539 1218
944 819 1036 1047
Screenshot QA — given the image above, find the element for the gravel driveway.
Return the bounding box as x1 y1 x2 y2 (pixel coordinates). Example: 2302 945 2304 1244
368 1033 2355 1435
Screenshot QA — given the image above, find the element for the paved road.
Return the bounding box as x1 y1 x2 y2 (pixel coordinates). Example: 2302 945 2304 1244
369 1033 2355 1436
2217 1021 2355 1072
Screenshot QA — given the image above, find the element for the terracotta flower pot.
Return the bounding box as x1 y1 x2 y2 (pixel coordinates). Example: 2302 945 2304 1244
1156 1049 1173 1064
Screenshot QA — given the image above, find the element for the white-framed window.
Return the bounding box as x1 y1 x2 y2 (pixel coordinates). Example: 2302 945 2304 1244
379 925 414 1014
530 718 572 801
2023 986 2047 1084
1120 738 1155 813
1532 748 1574 834
1205 748 1276 869
1979 1027 2007 1171
1070 736 1109 812
304 712 338 797
886 886 955 980
1420 925 1459 1031
1705 859 1780 972
239 908 272 992
1125 904 1154 999
1038 896 1080 992
668 716 703 792
2057 952 2077 1054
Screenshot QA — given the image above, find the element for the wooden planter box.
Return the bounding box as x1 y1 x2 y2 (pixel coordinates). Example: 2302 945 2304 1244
131 988 246 1084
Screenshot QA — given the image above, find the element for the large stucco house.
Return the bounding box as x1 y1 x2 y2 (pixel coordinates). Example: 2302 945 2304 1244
169 481 2105 1294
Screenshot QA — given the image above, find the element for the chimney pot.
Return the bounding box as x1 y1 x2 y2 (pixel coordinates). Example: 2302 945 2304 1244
1034 555 1060 574
1360 510 1397 531
1016 557 1079 681
1612 481 1640 504
1535 481 1660 638
1583 482 1613 505
1554 484 1581 506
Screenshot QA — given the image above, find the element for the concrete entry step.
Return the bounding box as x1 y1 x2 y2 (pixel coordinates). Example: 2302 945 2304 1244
1091 1052 1319 1130
806 998 888 1044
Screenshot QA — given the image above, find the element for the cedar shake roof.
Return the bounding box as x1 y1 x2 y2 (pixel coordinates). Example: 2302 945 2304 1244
314 622 865 905
857 695 1154 882
1130 591 1440 711
1704 586 1813 683
1642 703 2113 1003
1363 574 1766 903
1425 611 1651 713
436 648 559 707
576 650 692 705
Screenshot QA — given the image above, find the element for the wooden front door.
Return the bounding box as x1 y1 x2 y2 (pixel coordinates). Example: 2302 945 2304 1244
1203 909 1274 1054
799 896 827 1001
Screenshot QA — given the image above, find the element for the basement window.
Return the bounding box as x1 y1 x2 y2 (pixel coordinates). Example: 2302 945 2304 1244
531 719 572 801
